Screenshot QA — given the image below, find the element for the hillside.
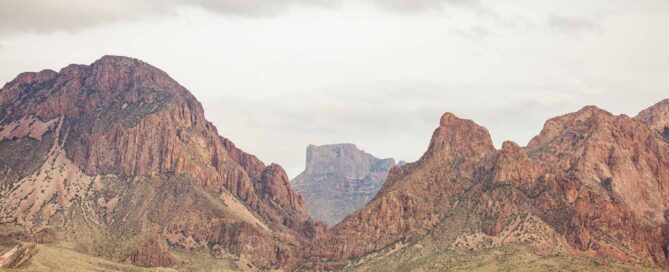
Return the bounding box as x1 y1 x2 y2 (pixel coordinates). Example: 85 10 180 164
0 56 325 270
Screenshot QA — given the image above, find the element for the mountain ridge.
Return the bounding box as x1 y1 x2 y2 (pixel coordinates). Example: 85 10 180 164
2 55 669 271
297 102 669 271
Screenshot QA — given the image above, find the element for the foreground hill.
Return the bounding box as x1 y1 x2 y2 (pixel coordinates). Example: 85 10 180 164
291 144 395 226
0 56 325 270
298 102 669 270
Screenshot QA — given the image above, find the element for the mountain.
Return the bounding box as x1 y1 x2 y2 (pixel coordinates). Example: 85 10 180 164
636 99 669 142
297 104 669 271
0 56 325 270
3 56 669 272
291 144 395 226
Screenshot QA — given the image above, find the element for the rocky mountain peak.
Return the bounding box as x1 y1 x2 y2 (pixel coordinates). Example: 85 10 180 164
438 112 459 126
636 98 669 141
94 55 143 65
0 56 323 270
425 112 495 162
527 105 614 149
489 140 542 189
1 55 200 123
499 140 526 161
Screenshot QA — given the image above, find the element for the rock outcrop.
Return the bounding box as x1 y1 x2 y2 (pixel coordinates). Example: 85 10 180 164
0 56 325 270
297 103 669 270
128 235 174 267
291 144 395 226
0 243 36 269
636 99 669 142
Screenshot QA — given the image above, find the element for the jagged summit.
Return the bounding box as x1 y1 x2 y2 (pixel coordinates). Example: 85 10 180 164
298 101 669 271
438 112 459 126
425 112 494 161
636 98 669 140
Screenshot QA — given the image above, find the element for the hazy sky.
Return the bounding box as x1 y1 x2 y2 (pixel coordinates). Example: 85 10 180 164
1 0 668 178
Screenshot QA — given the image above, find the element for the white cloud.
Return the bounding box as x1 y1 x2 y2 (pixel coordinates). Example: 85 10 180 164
548 14 597 36
0 0 484 35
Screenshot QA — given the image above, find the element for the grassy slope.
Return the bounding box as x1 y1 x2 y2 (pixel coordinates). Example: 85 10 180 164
1 242 246 272
1 236 662 272
3 243 173 272
344 246 662 272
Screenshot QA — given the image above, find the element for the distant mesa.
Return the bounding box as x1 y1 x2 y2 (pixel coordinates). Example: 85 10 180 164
291 143 395 226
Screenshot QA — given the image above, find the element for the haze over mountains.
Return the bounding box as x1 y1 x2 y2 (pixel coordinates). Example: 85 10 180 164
291 144 395 226
1 56 669 271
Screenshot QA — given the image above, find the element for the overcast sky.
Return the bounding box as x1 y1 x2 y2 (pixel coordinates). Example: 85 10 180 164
1 0 668 178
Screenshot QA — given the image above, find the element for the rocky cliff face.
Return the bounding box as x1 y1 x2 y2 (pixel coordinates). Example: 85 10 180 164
0 56 325 270
636 99 669 142
297 104 669 270
291 144 395 226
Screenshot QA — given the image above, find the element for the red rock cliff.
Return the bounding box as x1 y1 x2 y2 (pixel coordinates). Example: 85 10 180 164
0 56 324 270
298 104 669 270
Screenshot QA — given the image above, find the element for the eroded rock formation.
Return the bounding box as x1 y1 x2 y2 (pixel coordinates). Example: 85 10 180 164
298 104 669 270
637 99 669 142
0 56 325 270
291 144 395 226
4 55 669 271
